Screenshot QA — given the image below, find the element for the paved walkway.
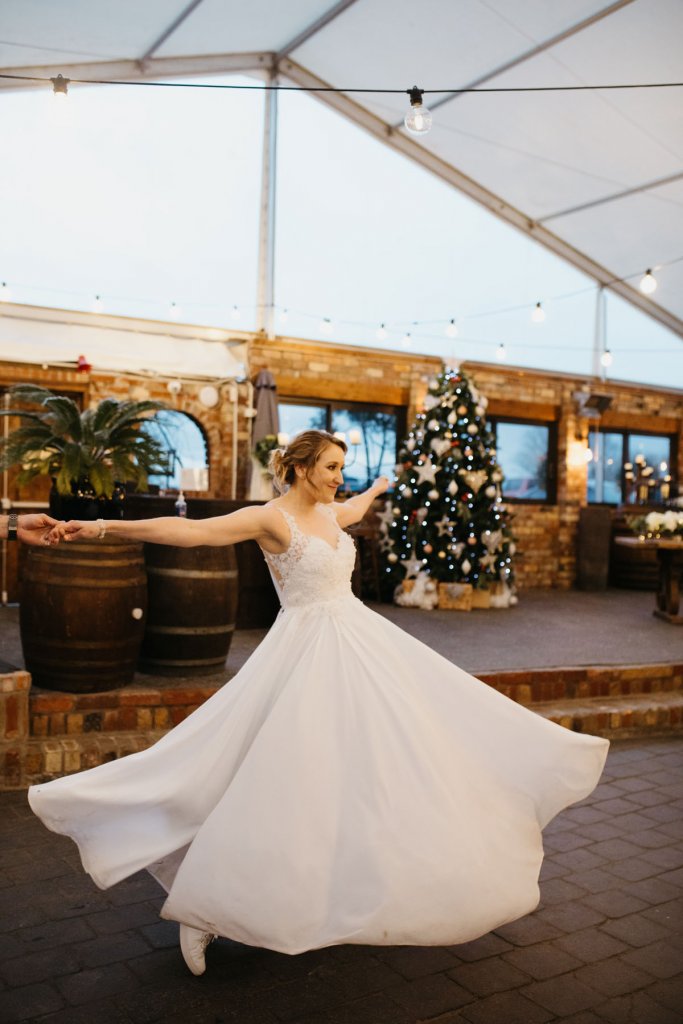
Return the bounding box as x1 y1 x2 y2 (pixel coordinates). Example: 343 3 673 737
1 735 681 1024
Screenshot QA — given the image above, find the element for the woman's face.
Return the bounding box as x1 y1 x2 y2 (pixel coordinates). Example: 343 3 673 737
295 443 345 502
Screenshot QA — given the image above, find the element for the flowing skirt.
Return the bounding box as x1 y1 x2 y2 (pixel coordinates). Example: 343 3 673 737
29 596 609 955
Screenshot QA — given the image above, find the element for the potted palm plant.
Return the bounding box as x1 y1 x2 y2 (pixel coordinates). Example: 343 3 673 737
0 384 173 693
0 384 171 519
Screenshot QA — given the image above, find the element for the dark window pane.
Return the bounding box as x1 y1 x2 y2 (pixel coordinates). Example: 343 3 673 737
588 431 623 504
146 411 208 490
496 422 548 500
279 403 327 436
331 408 398 493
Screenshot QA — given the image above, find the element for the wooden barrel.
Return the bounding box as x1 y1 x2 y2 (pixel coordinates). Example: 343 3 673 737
139 544 239 675
20 540 147 692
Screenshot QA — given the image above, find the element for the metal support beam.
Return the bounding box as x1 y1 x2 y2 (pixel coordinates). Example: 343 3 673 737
540 170 683 222
0 52 273 90
256 69 279 339
426 1 636 117
280 59 683 340
276 0 360 60
140 0 208 62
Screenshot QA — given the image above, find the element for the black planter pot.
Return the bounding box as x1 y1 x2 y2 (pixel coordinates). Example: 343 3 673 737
49 479 126 521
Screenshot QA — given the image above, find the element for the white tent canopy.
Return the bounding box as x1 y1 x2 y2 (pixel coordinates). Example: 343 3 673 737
1 0 682 338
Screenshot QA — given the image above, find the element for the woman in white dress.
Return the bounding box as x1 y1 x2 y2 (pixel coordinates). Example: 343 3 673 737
30 430 609 976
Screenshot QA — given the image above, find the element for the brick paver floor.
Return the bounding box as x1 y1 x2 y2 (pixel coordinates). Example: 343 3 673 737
1 735 681 1024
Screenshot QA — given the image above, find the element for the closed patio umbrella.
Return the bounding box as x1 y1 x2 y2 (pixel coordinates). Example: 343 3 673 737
247 369 280 500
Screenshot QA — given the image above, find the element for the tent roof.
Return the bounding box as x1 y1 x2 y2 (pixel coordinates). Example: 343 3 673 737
2 0 682 338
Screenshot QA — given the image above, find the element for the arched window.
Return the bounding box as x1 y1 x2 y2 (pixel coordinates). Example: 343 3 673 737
145 411 209 491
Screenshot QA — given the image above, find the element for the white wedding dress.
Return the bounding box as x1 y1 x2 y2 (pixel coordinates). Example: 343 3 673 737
28 503 609 956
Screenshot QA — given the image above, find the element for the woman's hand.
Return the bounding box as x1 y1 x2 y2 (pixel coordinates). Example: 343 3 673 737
46 520 98 544
371 475 390 495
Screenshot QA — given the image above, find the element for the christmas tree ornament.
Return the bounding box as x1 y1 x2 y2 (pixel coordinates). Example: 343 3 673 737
461 559 472 575
404 487 413 497
414 458 440 486
436 515 452 536
485 485 497 498
387 552 398 563
467 536 477 546
460 469 489 494
427 419 440 431
401 553 424 578
467 424 479 435
448 480 458 496
424 543 433 554
428 488 440 500
457 405 467 415
483 530 503 552
447 411 457 425
438 551 446 559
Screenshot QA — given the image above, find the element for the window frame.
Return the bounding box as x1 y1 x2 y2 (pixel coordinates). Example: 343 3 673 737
487 415 558 506
587 427 677 506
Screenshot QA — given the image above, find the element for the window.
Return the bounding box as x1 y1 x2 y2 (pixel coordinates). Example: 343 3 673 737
279 399 404 493
589 429 674 504
145 411 209 491
488 418 555 503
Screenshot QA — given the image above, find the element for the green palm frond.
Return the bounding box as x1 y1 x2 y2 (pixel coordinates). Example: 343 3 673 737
1 385 173 496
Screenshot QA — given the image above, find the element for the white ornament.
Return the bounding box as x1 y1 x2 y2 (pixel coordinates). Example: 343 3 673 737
447 480 458 497
451 542 466 559
436 515 452 536
483 530 503 553
406 438 416 451
387 552 398 563
492 470 503 483
447 411 457 425
509 543 516 555
467 423 479 435
427 419 440 432
401 553 424 579
428 488 440 500
475 404 484 417
485 485 497 498
404 487 413 497
423 394 440 411
414 458 440 486
430 438 451 458
461 559 471 575
460 469 489 494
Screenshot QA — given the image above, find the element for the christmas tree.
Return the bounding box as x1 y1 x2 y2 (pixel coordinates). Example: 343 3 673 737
379 367 517 607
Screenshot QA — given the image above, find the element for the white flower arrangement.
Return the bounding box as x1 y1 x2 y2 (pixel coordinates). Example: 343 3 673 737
629 510 683 539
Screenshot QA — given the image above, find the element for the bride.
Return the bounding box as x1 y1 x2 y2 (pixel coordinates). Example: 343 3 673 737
30 429 609 976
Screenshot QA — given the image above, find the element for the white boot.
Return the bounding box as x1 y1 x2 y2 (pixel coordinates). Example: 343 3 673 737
179 924 217 976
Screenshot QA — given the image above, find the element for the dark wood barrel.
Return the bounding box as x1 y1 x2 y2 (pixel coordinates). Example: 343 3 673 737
20 539 147 692
139 544 239 675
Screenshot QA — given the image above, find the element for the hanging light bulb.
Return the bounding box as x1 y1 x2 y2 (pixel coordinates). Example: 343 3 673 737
278 308 289 325
376 323 388 342
401 332 412 348
496 343 506 361
0 282 11 302
91 295 103 313
404 87 432 136
639 269 657 294
51 74 69 99
230 305 240 321
445 319 458 338
169 301 181 320
531 302 545 323
600 349 613 367
320 317 333 335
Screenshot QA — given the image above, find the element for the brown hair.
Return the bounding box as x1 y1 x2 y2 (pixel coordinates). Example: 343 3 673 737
268 429 347 493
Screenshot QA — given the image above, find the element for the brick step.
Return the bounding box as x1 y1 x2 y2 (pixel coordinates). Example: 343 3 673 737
478 663 682 704
4 730 166 789
530 690 683 738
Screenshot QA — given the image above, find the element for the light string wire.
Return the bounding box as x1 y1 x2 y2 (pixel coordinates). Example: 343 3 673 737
2 71 683 93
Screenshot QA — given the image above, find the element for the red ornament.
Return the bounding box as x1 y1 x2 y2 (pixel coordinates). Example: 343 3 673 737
76 354 92 373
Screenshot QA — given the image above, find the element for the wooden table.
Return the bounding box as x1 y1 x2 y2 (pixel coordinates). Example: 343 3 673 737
616 537 683 624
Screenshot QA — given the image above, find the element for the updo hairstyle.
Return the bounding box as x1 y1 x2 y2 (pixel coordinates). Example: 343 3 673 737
268 430 347 494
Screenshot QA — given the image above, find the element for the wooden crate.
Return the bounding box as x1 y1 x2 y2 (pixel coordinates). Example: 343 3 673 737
471 587 491 609
437 582 473 611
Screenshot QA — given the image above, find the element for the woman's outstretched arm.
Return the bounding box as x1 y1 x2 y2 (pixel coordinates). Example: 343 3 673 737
50 505 276 548
334 475 390 528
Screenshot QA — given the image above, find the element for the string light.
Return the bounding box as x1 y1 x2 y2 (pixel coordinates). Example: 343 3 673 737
278 308 289 325
401 332 412 348
169 301 181 319
50 74 69 99
531 302 545 323
230 305 240 321
376 323 388 341
445 319 458 338
639 269 657 294
91 295 103 313
600 348 613 367
404 87 432 135
320 317 333 335
496 343 506 361
0 282 11 302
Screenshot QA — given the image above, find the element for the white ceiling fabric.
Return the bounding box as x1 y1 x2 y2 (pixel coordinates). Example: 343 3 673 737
1 0 681 337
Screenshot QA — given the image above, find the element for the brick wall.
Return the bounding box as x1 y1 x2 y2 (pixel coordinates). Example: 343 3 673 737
1 328 681 591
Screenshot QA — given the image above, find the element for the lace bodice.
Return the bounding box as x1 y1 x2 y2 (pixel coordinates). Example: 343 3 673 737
261 503 357 608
